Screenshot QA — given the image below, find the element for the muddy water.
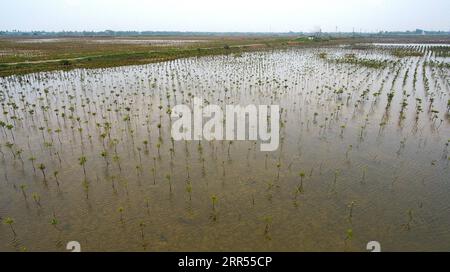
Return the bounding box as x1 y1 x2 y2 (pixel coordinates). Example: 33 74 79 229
0 45 449 251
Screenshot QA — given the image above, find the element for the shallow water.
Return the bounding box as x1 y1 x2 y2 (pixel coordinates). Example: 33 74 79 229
91 39 207 46
0 45 449 251
14 38 207 46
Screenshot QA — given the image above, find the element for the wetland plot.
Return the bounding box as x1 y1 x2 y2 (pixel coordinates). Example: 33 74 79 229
0 45 449 251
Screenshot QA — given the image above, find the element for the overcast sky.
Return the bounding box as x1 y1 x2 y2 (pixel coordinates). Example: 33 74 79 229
1 0 449 32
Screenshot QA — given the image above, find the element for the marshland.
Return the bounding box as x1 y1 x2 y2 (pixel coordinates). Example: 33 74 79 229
0 38 450 252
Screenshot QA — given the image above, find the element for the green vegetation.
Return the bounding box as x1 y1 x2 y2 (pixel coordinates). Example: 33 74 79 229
294 36 329 43
392 49 424 57
334 55 389 69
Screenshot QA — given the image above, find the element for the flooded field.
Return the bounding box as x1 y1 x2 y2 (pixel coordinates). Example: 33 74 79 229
15 38 208 46
0 44 449 251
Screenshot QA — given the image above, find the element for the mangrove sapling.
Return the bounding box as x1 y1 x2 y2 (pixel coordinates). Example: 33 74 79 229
135 165 142 176
113 155 122 172
166 174 172 193
3 217 16 236
32 193 41 207
211 195 218 211
118 207 124 222
361 167 367 183
101 150 109 168
53 171 60 187
348 201 355 220
55 151 62 166
38 163 47 181
156 142 161 158
145 199 150 215
345 228 353 241
82 179 90 199
143 140 149 154
185 164 190 179
50 213 60 231
227 141 233 158
139 221 146 239
186 182 192 201
221 161 226 176
55 128 62 145
157 123 162 138
0 145 4 160
5 142 16 159
201 157 206 176
137 147 143 168
78 156 87 180
246 147 251 165
16 149 24 167
298 172 305 193
402 209 414 231
109 175 117 193
276 163 281 181
38 126 46 142
0 121 6 138
197 141 203 155
170 137 175 154
345 144 352 159
333 170 339 191
20 184 27 200
340 125 346 137
6 124 15 141
263 216 272 240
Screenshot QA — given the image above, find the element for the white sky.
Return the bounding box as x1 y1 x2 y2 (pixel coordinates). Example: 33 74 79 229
1 0 449 32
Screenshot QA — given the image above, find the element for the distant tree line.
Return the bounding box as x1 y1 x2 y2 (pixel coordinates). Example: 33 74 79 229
0 29 448 37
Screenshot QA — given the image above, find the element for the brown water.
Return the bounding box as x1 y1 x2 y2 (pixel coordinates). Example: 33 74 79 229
1 45 449 251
